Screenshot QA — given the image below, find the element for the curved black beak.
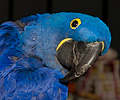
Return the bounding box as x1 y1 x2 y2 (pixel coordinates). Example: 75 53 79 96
56 39 103 81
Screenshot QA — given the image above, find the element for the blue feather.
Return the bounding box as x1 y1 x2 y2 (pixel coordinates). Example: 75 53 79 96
1 21 23 32
20 14 40 25
0 25 20 55
1 64 68 100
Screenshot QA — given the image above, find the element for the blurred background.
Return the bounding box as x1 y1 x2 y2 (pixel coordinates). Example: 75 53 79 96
0 0 119 100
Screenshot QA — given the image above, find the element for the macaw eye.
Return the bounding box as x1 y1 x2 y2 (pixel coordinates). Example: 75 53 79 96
70 18 81 29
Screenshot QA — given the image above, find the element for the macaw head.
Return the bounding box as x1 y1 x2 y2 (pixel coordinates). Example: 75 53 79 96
21 12 111 81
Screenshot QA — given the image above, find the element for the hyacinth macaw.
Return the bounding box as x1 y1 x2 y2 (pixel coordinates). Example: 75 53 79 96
0 12 111 100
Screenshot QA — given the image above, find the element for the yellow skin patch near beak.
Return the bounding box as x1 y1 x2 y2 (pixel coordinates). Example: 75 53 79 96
89 41 105 51
101 41 104 51
56 38 105 52
56 38 73 51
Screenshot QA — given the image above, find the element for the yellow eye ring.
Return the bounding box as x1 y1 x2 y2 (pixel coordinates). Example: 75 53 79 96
70 18 81 29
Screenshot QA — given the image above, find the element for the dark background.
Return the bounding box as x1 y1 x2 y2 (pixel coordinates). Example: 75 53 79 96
0 0 120 58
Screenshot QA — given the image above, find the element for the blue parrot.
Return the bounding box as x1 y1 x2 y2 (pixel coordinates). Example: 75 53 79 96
0 12 111 100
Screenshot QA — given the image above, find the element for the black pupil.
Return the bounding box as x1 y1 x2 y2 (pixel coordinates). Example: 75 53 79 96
72 20 78 27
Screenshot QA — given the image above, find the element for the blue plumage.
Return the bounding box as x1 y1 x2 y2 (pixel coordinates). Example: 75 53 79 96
0 25 19 55
0 12 111 100
3 63 67 100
